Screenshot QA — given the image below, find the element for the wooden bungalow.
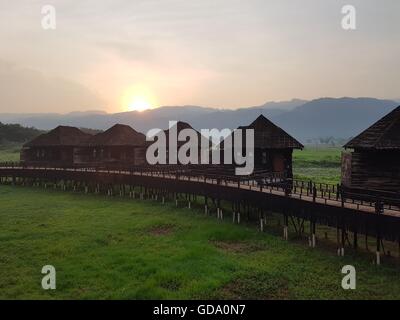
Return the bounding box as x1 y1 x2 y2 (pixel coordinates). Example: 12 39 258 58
20 126 92 167
79 124 147 167
342 106 400 192
222 115 304 178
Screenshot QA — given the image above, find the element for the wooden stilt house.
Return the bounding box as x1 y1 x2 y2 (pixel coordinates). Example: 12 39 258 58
79 124 147 167
20 126 92 167
343 106 400 192
222 115 303 178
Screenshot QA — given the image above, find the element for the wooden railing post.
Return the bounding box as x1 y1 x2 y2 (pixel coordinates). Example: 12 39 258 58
312 185 317 202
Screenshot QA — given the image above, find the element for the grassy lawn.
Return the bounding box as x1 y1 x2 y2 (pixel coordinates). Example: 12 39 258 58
0 145 21 162
293 147 342 185
1 185 400 300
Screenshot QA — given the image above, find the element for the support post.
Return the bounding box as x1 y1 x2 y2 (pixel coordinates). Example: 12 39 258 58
283 215 288 240
375 199 383 265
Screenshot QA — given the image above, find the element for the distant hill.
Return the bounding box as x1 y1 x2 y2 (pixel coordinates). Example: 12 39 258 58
0 98 398 143
0 122 43 145
272 97 398 140
0 100 307 132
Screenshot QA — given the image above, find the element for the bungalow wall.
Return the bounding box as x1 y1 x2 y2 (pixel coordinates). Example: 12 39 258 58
21 146 75 166
134 147 147 165
220 147 293 177
343 149 400 191
74 146 147 167
341 151 352 187
254 148 293 175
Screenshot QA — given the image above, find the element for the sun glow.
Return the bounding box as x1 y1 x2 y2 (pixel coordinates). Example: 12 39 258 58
122 86 157 112
128 97 152 112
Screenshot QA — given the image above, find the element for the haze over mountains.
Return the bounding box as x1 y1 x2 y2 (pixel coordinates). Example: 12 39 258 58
0 98 398 143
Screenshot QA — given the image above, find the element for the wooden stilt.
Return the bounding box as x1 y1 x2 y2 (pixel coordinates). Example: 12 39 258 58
353 230 358 250
340 226 345 256
283 215 288 240
311 221 316 248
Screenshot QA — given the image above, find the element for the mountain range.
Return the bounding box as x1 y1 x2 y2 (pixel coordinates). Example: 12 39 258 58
0 97 398 143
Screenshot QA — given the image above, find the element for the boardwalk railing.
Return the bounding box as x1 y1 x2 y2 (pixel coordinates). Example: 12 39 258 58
0 161 399 214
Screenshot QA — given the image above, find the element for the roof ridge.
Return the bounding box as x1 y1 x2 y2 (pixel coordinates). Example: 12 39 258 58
375 108 400 147
237 115 303 149
344 105 400 149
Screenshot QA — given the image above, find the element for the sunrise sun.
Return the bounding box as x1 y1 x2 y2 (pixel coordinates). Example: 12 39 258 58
122 86 157 112
128 97 152 112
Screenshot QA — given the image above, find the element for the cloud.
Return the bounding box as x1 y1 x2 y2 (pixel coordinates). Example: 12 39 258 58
0 60 104 113
96 40 155 62
0 0 400 111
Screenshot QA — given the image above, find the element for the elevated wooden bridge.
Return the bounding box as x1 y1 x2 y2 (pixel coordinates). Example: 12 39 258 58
1 163 400 265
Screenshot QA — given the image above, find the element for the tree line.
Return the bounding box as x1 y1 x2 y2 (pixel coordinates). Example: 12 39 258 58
0 122 43 145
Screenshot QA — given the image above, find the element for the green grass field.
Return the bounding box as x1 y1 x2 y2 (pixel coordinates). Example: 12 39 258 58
1 185 400 300
293 147 342 184
0 145 21 162
2 145 399 300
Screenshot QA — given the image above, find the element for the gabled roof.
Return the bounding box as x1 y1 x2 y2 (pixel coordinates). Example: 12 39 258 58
87 124 146 146
344 106 400 150
24 126 92 147
238 115 303 149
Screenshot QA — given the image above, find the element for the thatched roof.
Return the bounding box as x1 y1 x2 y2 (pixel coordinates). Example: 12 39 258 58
87 124 146 147
236 115 303 149
345 106 400 150
24 126 92 147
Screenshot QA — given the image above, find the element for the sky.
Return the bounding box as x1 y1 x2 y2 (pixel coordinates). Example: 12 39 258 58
0 0 399 113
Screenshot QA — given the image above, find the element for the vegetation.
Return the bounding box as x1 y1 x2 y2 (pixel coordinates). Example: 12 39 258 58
0 122 43 145
1 185 400 300
0 122 102 146
293 147 342 185
0 145 21 162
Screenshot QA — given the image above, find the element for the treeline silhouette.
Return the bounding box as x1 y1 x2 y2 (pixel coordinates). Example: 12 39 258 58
0 122 103 146
0 122 43 145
